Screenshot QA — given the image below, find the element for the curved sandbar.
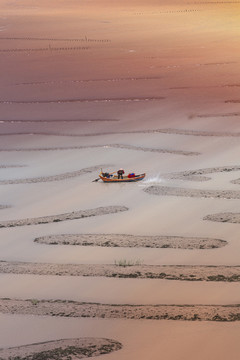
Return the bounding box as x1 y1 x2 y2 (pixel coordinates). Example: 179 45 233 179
0 298 239 322
163 165 240 182
34 234 226 249
0 165 110 185
0 338 122 360
204 212 240 224
0 206 128 228
144 186 240 199
0 262 238 282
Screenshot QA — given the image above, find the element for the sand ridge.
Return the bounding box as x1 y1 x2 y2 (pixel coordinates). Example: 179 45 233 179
204 212 240 223
0 144 200 156
34 233 227 249
1 128 240 137
0 205 11 210
0 298 239 322
162 166 240 182
0 165 111 185
231 178 240 185
0 164 26 168
144 186 240 199
0 206 128 228
0 337 122 360
0 261 239 282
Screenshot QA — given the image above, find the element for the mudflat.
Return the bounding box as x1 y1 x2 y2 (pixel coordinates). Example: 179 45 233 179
0 0 240 359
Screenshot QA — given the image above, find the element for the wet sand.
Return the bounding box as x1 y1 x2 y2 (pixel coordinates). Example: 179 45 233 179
1 0 240 358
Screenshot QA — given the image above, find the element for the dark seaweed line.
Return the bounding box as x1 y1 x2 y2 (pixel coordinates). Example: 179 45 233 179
0 164 26 168
188 1 240 4
0 128 239 137
0 119 119 123
14 76 163 86
134 9 200 14
0 97 165 104
0 46 90 52
0 37 111 42
196 112 240 118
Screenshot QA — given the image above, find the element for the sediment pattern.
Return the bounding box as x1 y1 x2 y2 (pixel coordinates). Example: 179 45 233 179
34 234 227 249
0 165 109 185
0 206 128 228
0 338 122 360
163 166 240 182
1 262 238 282
0 298 239 322
0 144 199 156
204 212 240 223
0 97 165 104
144 186 240 199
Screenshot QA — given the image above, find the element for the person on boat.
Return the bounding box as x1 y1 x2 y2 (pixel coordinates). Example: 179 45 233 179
117 168 125 179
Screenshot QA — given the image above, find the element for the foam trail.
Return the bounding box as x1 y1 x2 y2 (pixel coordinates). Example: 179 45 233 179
140 174 163 186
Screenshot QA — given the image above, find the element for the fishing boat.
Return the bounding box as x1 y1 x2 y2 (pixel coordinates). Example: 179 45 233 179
99 171 146 183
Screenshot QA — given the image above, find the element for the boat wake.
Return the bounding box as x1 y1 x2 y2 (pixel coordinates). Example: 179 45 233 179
140 174 163 186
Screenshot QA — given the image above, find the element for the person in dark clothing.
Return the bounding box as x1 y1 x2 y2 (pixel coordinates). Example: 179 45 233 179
117 168 125 179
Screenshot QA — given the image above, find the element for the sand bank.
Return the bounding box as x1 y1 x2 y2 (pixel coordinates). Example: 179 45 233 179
204 212 240 224
162 166 240 182
0 165 109 185
34 234 227 249
0 206 128 228
144 186 240 199
0 262 239 282
0 337 122 360
0 298 239 322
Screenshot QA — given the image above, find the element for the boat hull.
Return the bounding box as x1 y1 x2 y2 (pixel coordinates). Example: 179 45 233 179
99 173 146 183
